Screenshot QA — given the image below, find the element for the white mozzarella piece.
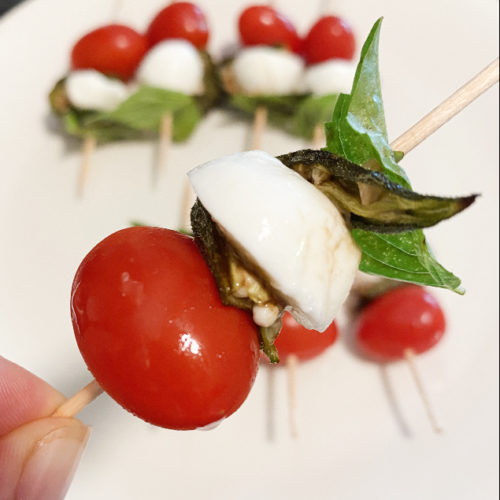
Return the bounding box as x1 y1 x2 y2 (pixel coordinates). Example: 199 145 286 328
252 303 280 328
304 59 356 96
232 46 304 95
137 39 204 95
188 150 361 331
65 70 129 111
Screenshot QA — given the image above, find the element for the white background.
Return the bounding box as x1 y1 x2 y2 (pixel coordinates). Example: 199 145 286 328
0 0 498 498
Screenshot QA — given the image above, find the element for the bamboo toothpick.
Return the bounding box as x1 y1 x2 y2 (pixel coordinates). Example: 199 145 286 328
180 180 196 232
312 123 326 149
317 0 332 16
155 112 174 186
52 379 104 418
286 354 298 438
404 349 442 434
250 106 268 150
391 58 499 155
266 366 277 441
77 135 96 198
110 0 124 21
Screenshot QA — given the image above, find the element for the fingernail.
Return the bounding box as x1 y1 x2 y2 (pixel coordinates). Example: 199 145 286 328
16 423 91 500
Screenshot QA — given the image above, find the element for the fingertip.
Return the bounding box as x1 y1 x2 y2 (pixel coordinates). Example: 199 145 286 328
0 356 66 436
0 417 91 500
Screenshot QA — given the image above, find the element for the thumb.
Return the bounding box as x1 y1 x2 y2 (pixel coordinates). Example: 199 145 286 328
0 416 90 500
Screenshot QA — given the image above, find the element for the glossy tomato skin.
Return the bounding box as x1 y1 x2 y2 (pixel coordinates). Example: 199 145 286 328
302 16 355 65
356 285 446 361
71 227 260 430
264 312 338 363
238 5 301 53
71 24 148 81
146 2 209 49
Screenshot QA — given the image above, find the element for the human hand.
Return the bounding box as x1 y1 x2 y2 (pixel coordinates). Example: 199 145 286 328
0 355 90 500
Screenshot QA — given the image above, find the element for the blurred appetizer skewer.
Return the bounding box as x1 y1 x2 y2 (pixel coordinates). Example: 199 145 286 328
300 14 357 149
49 2 219 195
62 25 147 197
355 285 446 433
142 1 211 185
222 4 304 150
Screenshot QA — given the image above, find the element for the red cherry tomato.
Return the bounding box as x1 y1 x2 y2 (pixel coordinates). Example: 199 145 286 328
238 5 301 53
71 227 259 430
302 16 355 65
356 285 446 361
71 24 148 81
263 312 338 363
146 2 209 49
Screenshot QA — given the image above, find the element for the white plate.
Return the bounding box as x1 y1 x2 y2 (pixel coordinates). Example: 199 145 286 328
0 1 498 499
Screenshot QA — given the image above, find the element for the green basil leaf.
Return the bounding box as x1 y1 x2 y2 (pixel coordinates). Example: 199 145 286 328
52 84 203 143
64 110 142 142
93 86 202 141
293 94 338 139
325 18 409 188
352 229 464 294
325 18 466 292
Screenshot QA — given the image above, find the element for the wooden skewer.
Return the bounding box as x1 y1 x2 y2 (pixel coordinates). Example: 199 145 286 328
404 348 442 434
52 379 104 418
180 179 196 232
250 106 268 150
318 0 332 16
286 354 298 438
312 123 326 149
77 135 96 198
391 58 499 155
155 112 174 186
110 0 123 21
265 366 277 442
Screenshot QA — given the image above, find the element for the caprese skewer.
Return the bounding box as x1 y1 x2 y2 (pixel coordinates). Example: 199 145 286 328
50 23 147 196
299 15 357 148
221 4 304 149
49 2 220 194
355 285 446 433
141 1 215 181
53 20 497 433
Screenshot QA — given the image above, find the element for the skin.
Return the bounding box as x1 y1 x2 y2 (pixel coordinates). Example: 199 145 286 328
0 356 89 500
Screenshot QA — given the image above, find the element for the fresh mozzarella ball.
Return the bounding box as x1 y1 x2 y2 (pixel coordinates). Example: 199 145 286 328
232 46 304 95
304 59 356 95
65 70 129 111
137 39 204 95
188 150 361 331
